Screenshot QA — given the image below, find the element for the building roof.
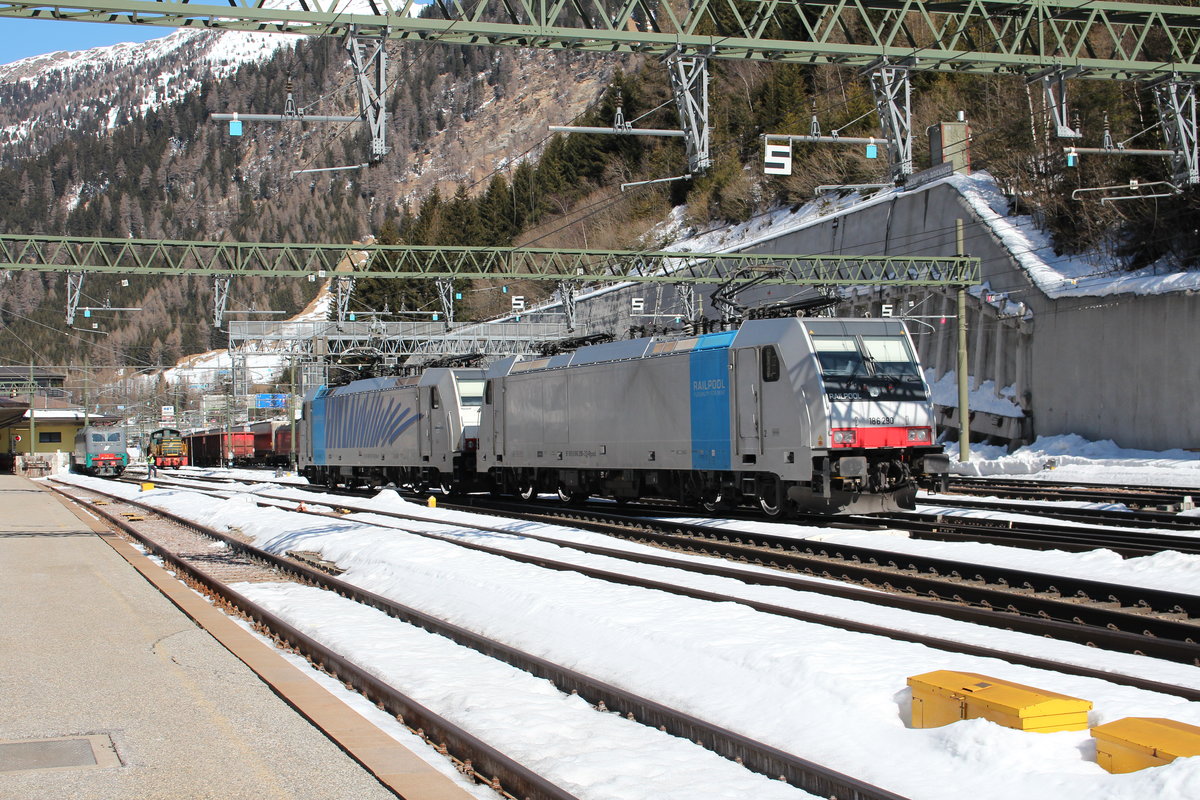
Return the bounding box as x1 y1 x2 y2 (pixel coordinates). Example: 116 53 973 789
0 393 119 425
0 397 28 429
0 366 66 383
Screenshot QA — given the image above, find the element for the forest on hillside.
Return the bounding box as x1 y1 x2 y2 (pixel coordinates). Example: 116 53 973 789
2 20 1199 373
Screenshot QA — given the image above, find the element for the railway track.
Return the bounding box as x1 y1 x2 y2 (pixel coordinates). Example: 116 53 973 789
916 495 1200 532
124 472 1200 667
443 499 1200 664
116 473 1200 692
53 477 913 800
53 481 573 800
145 468 1200 556
860 506 1200 558
945 477 1198 511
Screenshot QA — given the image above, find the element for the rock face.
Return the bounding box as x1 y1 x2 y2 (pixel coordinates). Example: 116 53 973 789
385 50 615 206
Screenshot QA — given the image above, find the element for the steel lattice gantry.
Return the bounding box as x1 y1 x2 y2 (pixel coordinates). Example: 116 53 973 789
2 0 1200 79
0 234 980 288
228 319 586 358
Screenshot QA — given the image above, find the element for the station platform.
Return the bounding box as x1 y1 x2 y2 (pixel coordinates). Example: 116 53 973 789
0 474 472 800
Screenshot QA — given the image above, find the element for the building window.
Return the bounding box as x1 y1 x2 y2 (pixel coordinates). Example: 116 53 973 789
39 431 62 444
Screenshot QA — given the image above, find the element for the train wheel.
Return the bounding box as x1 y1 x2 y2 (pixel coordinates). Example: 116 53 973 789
518 484 538 502
757 479 790 519
556 487 588 504
758 492 789 519
701 492 730 513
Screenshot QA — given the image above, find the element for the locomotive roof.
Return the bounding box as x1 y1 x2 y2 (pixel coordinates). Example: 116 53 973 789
312 368 486 398
491 318 910 377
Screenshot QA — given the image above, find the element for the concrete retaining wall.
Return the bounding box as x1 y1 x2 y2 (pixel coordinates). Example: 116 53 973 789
560 179 1198 451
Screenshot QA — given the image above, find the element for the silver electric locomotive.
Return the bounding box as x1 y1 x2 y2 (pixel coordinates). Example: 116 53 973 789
476 318 948 514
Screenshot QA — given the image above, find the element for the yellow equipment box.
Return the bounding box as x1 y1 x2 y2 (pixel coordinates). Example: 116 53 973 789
140 482 155 491
1091 717 1200 774
908 671 1092 732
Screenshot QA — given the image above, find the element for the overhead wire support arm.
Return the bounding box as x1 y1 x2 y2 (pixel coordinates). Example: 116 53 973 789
335 273 356 326
210 79 361 124
1030 67 1084 139
666 50 711 175
435 278 455 330
1149 77 1200 187
1062 82 1199 187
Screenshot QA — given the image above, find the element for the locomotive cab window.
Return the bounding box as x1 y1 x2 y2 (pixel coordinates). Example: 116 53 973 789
813 336 867 377
861 336 921 379
91 433 105 443
456 378 485 407
108 432 122 442
761 346 781 382
484 380 493 405
813 334 926 401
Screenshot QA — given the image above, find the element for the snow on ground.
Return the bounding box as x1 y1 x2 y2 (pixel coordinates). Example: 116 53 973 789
57 437 1200 800
951 434 1200 489
926 370 1024 417
951 172 1200 298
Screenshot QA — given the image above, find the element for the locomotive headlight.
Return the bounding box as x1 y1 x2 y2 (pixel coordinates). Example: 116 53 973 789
906 427 932 443
832 429 857 445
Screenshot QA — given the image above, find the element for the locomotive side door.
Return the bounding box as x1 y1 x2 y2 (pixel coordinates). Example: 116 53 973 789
420 386 438 461
489 380 505 457
734 348 762 457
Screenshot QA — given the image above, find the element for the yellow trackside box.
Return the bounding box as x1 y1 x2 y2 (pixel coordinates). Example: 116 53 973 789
140 482 155 491
1091 717 1200 774
908 671 1092 732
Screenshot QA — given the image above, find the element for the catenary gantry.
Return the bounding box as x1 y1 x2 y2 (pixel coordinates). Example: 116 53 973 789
0 0 1199 80
0 234 979 287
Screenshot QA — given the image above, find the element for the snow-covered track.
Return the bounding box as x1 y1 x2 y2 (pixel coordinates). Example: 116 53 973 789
48 480 584 800
128 473 1200 668
867 508 1200 557
946 477 1196 510
156 481 1200 697
913 496 1200 533
446 500 1200 667
52 478 912 800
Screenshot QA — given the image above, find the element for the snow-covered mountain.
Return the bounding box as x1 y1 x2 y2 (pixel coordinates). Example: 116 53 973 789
0 29 294 158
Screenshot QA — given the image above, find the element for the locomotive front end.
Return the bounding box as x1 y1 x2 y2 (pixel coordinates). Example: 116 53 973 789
804 319 949 511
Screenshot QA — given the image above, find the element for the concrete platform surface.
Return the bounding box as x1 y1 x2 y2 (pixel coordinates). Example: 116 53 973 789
0 474 437 800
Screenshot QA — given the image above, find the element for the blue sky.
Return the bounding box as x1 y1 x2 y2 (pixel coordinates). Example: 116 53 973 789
0 19 170 65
